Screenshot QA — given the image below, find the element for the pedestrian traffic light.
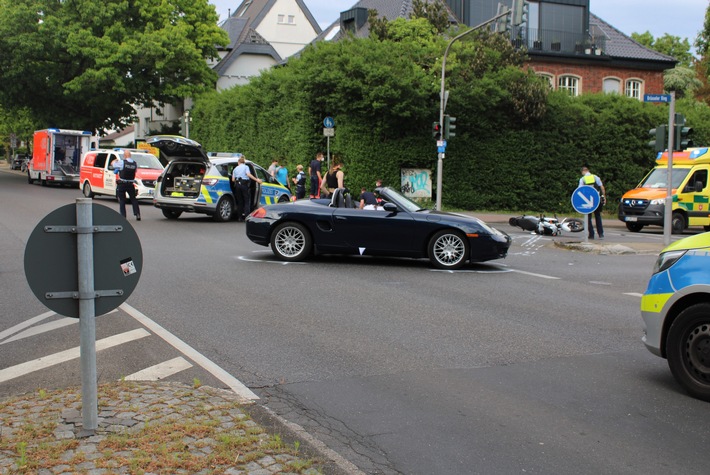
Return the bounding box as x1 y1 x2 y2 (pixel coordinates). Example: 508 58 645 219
648 125 666 153
513 0 529 26
674 114 694 151
432 121 442 140
444 115 456 139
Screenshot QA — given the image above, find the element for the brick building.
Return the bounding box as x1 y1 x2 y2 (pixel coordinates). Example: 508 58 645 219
317 0 677 98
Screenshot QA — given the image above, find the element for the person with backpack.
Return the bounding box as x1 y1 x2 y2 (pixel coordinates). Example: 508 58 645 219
579 165 606 239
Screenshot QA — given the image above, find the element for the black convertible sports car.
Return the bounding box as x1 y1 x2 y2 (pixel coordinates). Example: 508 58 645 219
245 187 511 269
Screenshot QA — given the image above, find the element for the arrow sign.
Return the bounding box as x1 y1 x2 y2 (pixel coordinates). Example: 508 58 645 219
571 185 600 215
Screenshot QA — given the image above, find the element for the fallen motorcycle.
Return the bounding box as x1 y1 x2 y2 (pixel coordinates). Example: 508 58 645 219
509 214 584 236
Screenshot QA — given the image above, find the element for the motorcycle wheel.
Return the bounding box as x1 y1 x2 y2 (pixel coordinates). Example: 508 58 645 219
565 218 584 232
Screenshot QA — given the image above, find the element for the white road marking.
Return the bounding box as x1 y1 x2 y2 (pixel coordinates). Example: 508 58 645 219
121 303 259 401
589 281 613 286
0 310 56 342
1 317 78 345
624 292 643 298
237 255 305 265
0 310 118 345
429 268 513 274
123 357 193 381
508 269 560 280
0 328 150 384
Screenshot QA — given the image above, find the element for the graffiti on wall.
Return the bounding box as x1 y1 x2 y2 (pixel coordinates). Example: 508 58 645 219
400 168 432 199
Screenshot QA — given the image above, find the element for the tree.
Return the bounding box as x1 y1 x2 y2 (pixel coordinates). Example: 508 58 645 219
0 0 228 132
631 31 693 67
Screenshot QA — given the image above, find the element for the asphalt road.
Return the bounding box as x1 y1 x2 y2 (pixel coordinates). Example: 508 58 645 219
2 167 709 474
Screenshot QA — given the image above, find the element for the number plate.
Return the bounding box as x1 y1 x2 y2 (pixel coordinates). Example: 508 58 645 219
625 217 638 222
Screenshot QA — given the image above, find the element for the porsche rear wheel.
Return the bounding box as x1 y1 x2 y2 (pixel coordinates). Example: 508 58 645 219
428 230 469 270
271 222 311 262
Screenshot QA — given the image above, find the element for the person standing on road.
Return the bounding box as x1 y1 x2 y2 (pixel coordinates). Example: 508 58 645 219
231 156 262 221
579 165 606 239
275 161 289 189
292 164 306 199
112 150 141 221
308 152 324 198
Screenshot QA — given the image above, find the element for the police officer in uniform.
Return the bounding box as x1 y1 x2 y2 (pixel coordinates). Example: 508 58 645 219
579 165 606 239
112 150 141 220
231 156 262 221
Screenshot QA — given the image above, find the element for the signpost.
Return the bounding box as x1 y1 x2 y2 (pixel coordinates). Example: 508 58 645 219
24 200 142 435
323 117 335 169
644 91 676 245
571 185 600 243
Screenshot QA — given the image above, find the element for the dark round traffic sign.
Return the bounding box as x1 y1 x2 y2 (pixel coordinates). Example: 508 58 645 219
24 203 142 318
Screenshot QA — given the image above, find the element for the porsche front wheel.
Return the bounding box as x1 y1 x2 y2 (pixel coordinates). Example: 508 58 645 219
428 230 469 270
270 222 312 262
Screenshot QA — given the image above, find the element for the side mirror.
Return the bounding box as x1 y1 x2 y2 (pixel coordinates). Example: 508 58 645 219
383 202 397 213
696 181 704 192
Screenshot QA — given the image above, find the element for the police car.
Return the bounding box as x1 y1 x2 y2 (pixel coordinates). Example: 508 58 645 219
149 136 291 222
641 232 710 401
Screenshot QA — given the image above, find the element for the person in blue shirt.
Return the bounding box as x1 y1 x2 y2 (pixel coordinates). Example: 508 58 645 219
111 150 141 220
231 156 262 221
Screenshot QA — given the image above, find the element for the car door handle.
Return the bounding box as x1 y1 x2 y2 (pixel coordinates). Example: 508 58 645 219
335 216 347 220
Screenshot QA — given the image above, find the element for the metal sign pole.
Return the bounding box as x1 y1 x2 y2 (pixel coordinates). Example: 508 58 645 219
76 198 98 434
663 92 675 246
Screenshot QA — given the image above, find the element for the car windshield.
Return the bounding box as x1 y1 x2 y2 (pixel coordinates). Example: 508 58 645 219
133 153 163 169
640 167 690 189
379 187 425 213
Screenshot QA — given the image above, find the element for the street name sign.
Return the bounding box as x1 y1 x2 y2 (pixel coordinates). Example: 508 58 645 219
644 94 671 103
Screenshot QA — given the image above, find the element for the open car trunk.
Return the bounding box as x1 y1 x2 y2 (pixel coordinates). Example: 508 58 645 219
158 161 207 199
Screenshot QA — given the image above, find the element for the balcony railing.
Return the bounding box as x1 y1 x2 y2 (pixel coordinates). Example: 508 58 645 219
509 26 606 56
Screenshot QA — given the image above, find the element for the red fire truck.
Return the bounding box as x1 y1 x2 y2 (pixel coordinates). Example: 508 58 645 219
28 129 98 186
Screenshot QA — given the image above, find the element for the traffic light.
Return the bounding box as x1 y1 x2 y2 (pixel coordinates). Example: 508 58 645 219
432 122 442 140
513 0 529 26
494 5 511 34
674 113 694 151
444 115 456 139
179 116 187 137
648 125 666 153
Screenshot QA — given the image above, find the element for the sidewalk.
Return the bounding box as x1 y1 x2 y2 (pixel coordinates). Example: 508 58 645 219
0 381 361 475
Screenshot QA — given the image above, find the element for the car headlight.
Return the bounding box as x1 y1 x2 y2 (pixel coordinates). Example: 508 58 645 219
652 249 686 274
649 199 665 205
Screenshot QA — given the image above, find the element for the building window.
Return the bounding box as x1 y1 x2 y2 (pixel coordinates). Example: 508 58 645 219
288 15 295 24
278 14 284 23
278 14 295 24
558 75 579 96
536 73 554 89
603 77 621 94
625 79 643 100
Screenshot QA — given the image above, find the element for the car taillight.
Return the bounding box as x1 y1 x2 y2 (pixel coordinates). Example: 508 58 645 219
250 208 266 219
202 178 218 186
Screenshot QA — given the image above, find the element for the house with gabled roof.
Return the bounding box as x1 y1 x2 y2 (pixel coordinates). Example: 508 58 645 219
212 0 322 90
316 0 676 99
131 0 321 140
